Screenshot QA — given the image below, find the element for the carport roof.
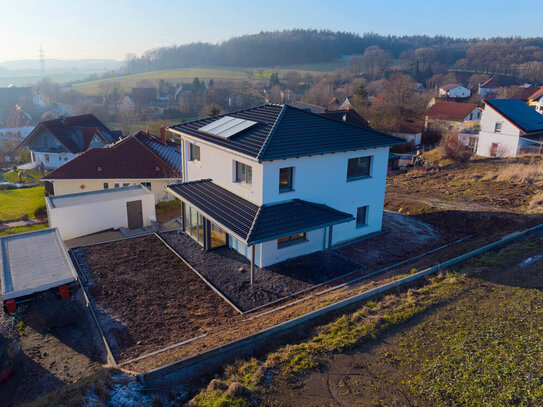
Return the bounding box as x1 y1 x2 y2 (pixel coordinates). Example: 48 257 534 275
0 228 77 301
166 180 354 245
47 185 153 209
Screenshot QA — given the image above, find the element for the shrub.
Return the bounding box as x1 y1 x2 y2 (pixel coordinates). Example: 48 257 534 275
441 132 471 163
34 204 47 219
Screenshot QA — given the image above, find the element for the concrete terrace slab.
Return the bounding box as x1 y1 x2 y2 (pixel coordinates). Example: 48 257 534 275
0 228 77 301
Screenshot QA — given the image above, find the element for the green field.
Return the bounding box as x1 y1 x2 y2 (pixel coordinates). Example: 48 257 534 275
0 223 48 237
69 62 348 95
1 169 43 184
0 186 45 221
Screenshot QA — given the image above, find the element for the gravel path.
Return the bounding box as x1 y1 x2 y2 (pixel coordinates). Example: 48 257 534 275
159 231 361 312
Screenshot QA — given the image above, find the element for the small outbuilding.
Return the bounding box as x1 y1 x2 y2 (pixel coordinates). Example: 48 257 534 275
1 228 78 312
46 185 156 240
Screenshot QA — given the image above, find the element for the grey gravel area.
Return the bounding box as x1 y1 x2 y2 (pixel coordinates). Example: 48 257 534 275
158 231 361 312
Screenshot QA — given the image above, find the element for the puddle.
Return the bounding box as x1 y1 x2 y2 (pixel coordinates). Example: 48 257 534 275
519 254 543 268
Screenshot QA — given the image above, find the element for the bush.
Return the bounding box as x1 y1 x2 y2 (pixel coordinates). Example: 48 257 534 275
34 204 47 219
441 132 471 163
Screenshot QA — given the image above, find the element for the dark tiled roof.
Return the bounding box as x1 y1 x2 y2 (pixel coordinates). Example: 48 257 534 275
320 109 370 128
393 121 424 134
134 131 182 173
426 101 478 121
167 180 353 245
169 104 401 162
43 133 180 180
528 86 543 101
484 99 543 133
20 114 119 153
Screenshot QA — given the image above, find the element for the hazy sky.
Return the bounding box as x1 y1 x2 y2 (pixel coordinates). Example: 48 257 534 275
1 0 541 62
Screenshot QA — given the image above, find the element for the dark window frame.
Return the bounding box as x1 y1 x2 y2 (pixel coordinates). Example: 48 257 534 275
103 182 109 189
279 167 294 192
347 156 372 181
356 205 368 228
277 232 307 249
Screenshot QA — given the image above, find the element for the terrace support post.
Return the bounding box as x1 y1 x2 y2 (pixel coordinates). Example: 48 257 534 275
250 245 255 286
327 225 333 267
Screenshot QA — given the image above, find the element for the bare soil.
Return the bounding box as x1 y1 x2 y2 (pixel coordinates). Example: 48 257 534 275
0 293 102 407
264 240 543 406
158 231 361 312
74 234 237 362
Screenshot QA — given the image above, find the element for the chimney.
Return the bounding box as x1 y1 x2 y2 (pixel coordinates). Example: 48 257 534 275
160 125 166 145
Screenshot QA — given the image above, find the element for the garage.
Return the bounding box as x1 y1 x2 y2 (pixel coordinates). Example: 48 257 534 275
46 185 156 240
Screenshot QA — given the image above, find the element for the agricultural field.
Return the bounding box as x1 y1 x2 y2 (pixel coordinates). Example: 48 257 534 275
68 61 347 95
192 236 543 406
0 186 45 222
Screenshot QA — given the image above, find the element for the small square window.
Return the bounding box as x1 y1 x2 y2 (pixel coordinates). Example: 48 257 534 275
141 182 152 190
103 182 109 189
356 206 368 227
494 122 502 133
189 143 200 162
279 167 293 192
123 183 130 187
347 156 372 180
114 183 120 188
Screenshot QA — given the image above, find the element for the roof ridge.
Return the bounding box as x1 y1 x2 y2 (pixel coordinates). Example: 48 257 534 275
256 105 287 161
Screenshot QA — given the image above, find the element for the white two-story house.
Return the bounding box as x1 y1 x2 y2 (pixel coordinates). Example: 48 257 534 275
166 104 402 269
18 114 121 169
476 99 543 157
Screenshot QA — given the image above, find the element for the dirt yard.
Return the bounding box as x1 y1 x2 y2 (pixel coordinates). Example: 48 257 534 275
159 231 362 312
0 293 102 407
73 234 237 362
262 238 543 406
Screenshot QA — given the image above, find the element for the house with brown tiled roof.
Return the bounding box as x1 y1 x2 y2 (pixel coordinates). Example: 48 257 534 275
439 84 471 99
479 77 501 99
392 121 424 146
42 129 181 203
527 86 543 113
425 101 481 133
18 114 121 169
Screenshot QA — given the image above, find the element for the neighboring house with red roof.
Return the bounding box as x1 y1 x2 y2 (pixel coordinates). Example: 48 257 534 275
392 121 424 146
439 84 471 99
476 99 543 157
424 101 481 133
479 77 501 99
527 86 543 114
42 130 182 203
18 114 121 169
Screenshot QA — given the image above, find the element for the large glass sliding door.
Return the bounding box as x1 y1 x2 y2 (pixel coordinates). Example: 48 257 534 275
183 204 205 246
210 222 227 248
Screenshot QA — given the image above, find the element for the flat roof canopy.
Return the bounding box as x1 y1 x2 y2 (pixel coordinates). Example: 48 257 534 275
1 228 78 301
167 180 354 245
47 185 152 209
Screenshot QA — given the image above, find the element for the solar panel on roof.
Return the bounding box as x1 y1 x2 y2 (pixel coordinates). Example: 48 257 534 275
198 116 257 139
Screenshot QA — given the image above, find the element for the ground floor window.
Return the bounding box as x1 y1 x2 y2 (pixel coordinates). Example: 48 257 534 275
103 182 109 189
278 232 306 249
356 205 368 227
123 183 130 187
114 183 120 188
184 204 205 245
141 182 152 190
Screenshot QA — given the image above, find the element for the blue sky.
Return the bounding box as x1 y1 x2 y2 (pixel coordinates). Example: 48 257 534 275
1 0 541 62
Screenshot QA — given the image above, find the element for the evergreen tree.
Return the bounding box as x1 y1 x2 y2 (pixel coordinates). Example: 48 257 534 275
269 72 280 87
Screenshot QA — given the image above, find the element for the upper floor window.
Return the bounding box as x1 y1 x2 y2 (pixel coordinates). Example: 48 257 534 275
189 143 200 162
279 167 293 192
494 122 502 133
235 161 252 186
347 156 372 181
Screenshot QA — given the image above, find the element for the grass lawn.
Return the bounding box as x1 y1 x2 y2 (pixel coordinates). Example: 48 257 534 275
1 169 43 184
191 237 543 406
0 223 48 237
0 186 45 221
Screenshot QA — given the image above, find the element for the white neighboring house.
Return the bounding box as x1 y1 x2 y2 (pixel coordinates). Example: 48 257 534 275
42 130 182 203
392 121 424 146
476 99 543 157
18 114 120 169
479 77 500 99
47 185 156 240
439 84 471 99
166 104 402 268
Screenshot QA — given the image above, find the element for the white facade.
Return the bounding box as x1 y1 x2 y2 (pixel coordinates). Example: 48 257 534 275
479 86 498 100
46 186 156 240
439 86 470 98
32 151 79 169
175 131 391 267
392 131 421 145
0 126 33 143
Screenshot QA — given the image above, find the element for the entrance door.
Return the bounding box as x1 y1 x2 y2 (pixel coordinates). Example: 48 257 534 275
126 200 144 229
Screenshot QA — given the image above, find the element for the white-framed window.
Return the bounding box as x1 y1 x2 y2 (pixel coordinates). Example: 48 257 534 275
356 206 368 228
495 122 502 133
141 182 152 190
114 183 120 188
347 156 372 181
235 161 252 186
189 143 200 162
103 182 109 189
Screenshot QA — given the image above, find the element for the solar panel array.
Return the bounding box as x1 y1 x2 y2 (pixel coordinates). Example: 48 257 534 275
198 116 257 139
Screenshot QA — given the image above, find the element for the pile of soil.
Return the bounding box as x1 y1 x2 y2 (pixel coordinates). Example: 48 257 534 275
159 231 361 312
78 234 237 361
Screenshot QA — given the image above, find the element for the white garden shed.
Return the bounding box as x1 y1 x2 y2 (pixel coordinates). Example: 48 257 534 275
46 185 156 240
